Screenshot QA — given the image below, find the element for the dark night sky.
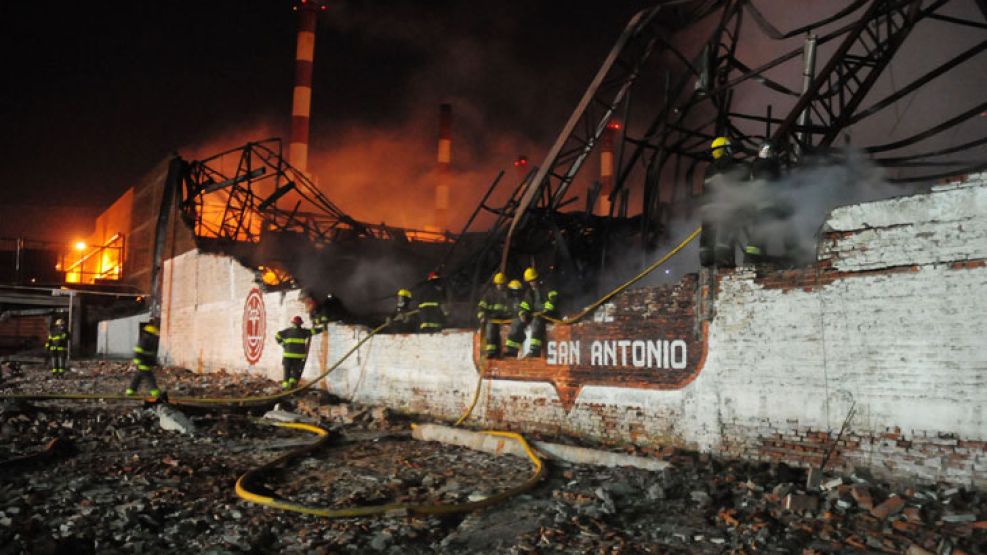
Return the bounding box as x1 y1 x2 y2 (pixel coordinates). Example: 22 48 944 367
0 0 651 241
2 1 984 243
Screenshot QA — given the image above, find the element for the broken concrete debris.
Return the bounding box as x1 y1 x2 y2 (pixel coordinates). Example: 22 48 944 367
0 360 985 553
155 404 196 435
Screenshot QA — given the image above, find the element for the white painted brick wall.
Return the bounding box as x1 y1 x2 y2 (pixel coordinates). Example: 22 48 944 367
152 176 987 486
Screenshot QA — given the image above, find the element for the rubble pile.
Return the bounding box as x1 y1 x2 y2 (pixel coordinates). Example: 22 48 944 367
506 453 987 553
1 361 984 553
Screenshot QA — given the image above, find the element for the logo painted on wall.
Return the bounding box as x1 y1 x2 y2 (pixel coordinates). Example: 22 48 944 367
242 288 266 365
474 276 708 413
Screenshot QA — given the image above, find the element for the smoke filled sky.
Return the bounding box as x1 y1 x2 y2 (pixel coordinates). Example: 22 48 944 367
1 1 984 241
0 0 652 240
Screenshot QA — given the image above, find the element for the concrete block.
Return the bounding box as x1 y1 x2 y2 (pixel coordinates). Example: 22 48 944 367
784 493 819 513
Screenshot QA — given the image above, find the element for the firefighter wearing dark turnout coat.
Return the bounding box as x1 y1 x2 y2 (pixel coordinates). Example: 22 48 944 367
127 320 161 398
506 267 558 358
386 289 415 333
503 280 525 357
477 273 510 358
275 315 325 389
417 272 446 333
45 319 70 377
700 136 746 267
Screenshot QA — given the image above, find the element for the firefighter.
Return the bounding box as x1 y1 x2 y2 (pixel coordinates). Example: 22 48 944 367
521 267 559 357
310 292 353 327
742 140 782 265
417 272 446 333
747 140 801 265
275 315 325 389
504 267 560 359
503 279 526 358
476 272 510 358
126 319 161 398
386 288 415 333
700 136 745 267
45 318 70 377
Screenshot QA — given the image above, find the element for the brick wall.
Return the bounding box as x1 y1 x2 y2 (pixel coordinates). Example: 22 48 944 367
156 175 987 487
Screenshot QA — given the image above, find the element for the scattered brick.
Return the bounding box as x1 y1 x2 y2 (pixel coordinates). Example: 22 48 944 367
870 495 906 519
851 485 874 510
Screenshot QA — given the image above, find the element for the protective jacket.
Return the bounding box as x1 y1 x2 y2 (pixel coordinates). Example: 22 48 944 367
700 157 746 267
477 288 510 322
133 324 160 371
45 327 70 352
310 295 353 327
275 323 324 361
417 282 446 332
519 280 559 321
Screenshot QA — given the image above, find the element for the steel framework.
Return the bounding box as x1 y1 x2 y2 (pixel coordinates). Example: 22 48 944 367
481 0 987 281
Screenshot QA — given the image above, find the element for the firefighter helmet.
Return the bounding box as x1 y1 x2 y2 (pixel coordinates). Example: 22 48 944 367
492 272 506 285
523 267 539 282
758 140 775 159
426 271 440 281
507 279 523 291
397 288 412 299
291 315 303 326
711 136 732 160
145 323 160 335
54 318 65 326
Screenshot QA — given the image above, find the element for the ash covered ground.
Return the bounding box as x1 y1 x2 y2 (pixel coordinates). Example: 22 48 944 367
1 361 984 554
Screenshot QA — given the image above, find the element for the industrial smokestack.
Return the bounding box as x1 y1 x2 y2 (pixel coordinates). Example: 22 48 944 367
289 0 326 174
597 121 620 215
435 103 453 230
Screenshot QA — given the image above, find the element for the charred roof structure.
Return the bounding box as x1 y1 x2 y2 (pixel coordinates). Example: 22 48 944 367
168 0 987 323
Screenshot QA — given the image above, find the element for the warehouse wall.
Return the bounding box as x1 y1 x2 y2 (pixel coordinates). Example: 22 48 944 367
157 176 987 487
96 311 149 357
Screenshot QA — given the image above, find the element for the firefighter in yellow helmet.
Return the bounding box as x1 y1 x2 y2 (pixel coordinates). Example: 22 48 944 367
503 279 526 357
476 272 509 358
126 318 161 398
506 267 559 358
386 288 415 333
700 136 745 267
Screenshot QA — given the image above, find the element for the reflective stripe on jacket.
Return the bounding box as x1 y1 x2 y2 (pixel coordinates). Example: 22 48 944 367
275 324 323 360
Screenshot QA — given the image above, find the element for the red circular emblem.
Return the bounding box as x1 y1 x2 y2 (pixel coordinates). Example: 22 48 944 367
242 288 266 365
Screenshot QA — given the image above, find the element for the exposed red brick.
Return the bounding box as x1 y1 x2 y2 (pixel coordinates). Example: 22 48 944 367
871 495 906 519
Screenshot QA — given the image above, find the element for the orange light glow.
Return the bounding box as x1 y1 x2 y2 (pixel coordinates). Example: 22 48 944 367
259 265 294 286
62 234 124 284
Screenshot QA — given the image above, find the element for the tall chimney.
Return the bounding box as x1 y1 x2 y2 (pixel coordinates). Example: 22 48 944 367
597 121 620 215
435 103 453 230
289 0 326 174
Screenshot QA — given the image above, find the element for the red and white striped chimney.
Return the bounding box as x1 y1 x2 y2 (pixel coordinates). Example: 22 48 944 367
435 103 453 230
597 121 620 215
289 0 326 174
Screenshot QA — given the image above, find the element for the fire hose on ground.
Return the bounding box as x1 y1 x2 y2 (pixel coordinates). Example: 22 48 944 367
0 228 698 518
234 422 544 518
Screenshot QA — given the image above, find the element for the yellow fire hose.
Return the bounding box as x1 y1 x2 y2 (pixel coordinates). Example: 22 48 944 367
0 317 403 405
4 230 700 518
234 421 544 518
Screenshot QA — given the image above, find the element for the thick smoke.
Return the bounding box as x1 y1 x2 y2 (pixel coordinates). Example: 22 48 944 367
701 149 922 266
580 148 924 316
